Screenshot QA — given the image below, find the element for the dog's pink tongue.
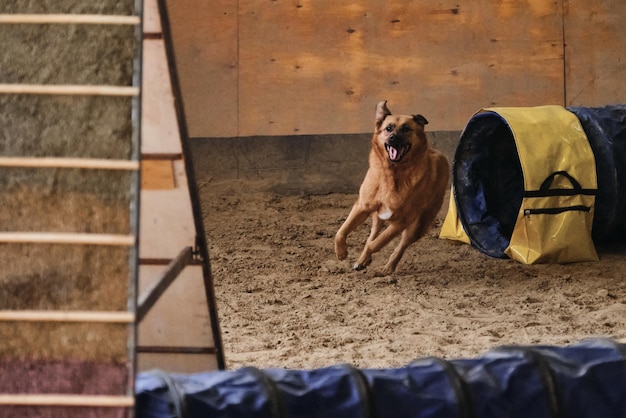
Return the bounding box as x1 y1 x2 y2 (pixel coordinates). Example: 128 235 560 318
388 146 398 160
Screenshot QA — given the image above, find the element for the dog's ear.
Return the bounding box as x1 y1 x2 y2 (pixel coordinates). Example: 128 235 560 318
375 101 391 128
412 114 428 127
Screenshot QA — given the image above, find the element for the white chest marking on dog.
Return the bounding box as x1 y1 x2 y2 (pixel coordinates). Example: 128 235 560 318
378 207 393 220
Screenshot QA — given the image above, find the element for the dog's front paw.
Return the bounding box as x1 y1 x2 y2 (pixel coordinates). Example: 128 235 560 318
353 262 367 271
334 236 348 260
353 254 372 271
336 249 348 261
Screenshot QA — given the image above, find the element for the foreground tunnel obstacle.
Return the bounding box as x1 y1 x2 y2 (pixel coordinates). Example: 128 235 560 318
136 338 626 418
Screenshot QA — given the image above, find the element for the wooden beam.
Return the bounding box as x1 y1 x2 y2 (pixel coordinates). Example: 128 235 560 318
0 232 136 246
0 310 135 323
137 246 193 322
0 84 140 96
0 157 139 170
0 394 134 407
141 160 175 190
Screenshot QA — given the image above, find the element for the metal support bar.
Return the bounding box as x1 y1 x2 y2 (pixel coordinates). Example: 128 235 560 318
141 153 183 161
137 345 218 355
140 257 202 266
157 0 225 369
137 246 193 323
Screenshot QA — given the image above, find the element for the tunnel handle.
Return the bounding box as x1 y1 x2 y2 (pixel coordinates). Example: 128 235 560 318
539 171 582 191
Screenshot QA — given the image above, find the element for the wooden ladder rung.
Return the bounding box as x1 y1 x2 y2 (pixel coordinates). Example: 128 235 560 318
0 14 141 25
0 310 135 323
0 84 139 96
0 394 134 407
0 232 136 246
0 157 139 170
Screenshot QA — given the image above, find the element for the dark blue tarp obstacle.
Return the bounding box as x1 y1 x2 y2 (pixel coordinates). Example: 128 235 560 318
136 338 626 418
453 105 626 258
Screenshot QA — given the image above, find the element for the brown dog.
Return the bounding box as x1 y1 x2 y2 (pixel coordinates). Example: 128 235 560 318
334 101 449 275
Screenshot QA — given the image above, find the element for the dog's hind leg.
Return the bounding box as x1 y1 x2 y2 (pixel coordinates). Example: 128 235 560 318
381 205 442 274
365 214 385 246
354 222 404 271
381 230 416 275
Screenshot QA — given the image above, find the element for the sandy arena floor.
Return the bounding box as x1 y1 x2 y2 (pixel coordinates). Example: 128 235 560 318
201 186 626 370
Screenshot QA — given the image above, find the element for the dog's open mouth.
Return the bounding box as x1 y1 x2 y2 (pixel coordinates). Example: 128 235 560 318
385 143 411 162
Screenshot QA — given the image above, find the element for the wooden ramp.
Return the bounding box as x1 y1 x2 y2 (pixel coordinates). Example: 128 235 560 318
0 2 141 417
137 0 225 373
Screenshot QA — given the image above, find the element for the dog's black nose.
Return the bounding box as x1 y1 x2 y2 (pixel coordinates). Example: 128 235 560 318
388 133 400 144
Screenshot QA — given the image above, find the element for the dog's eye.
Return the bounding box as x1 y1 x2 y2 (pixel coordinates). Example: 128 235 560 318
400 125 411 133
385 125 394 132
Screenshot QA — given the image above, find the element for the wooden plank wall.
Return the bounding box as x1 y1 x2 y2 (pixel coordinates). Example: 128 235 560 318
565 1 626 106
164 0 625 138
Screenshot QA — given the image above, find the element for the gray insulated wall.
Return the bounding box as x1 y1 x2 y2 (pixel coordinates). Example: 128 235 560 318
0 2 140 418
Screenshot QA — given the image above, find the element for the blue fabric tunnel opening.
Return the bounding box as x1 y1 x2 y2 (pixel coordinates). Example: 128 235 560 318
452 111 524 258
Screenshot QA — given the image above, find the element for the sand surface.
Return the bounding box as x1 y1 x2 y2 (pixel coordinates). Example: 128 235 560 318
202 187 626 370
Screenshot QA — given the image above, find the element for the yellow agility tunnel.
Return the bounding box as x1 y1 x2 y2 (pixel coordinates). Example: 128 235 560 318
441 105 626 264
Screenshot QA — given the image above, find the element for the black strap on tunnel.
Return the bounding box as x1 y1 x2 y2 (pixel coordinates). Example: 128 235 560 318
524 171 597 197
241 367 288 418
151 370 188 418
413 357 475 418
341 364 377 418
495 346 562 418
